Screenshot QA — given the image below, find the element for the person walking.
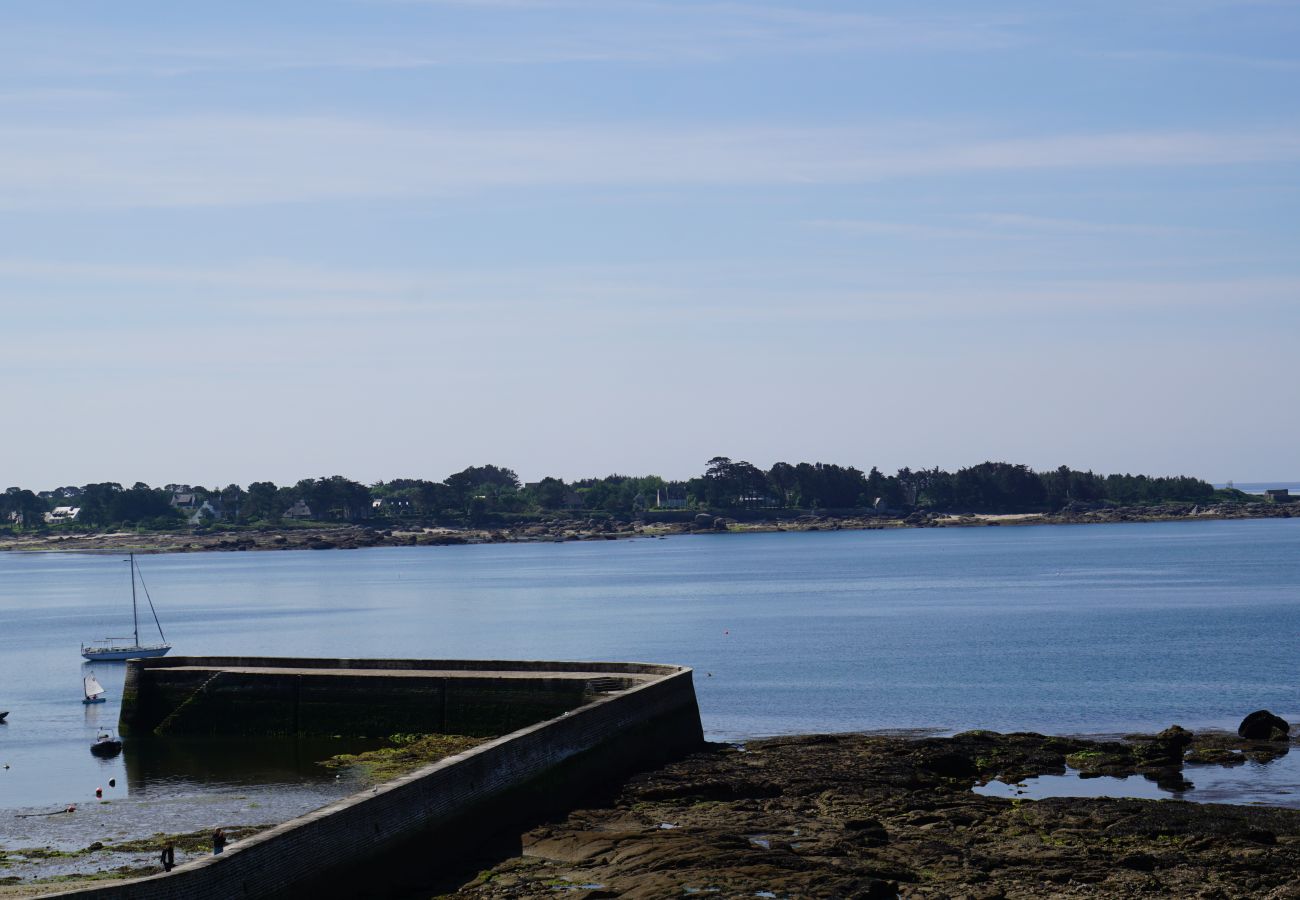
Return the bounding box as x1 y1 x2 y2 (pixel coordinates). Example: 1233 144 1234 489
212 828 227 855
160 841 175 872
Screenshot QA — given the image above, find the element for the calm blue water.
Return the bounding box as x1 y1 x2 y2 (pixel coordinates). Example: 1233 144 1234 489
1215 481 1300 492
1 517 1299 812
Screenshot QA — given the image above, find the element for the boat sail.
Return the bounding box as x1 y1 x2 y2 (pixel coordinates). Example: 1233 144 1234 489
80 553 172 661
83 673 107 705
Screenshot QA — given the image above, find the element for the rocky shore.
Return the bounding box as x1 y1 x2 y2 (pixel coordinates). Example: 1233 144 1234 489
445 725 1300 899
0 501 1293 556
4 726 1296 897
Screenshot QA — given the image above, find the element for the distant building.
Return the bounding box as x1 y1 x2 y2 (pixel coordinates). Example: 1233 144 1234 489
170 492 200 510
44 506 82 524
372 497 412 514
656 486 689 509
1265 488 1292 503
283 500 313 519
738 493 779 510
188 499 223 525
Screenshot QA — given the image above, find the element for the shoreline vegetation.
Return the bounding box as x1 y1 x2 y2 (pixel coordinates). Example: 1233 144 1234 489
1 457 1292 554
0 496 1293 555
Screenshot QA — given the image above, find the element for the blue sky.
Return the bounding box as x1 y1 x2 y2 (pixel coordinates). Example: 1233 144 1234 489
2 0 1297 488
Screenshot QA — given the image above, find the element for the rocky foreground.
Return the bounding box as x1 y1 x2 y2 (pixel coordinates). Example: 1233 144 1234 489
0 500 1294 555
445 726 1300 899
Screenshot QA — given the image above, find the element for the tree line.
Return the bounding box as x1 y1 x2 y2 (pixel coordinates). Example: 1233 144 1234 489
0 459 1220 531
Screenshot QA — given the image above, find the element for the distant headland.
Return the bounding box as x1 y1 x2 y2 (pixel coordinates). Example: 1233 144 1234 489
1 458 1293 553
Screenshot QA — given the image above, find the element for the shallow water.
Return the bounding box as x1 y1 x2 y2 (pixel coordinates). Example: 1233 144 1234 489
2 517 1299 815
974 750 1300 807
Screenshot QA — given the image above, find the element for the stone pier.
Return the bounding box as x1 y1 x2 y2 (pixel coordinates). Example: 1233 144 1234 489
49 656 704 899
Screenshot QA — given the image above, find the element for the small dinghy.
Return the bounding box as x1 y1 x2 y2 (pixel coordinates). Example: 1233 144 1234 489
83 673 107 705
0 711 8 723
90 733 122 758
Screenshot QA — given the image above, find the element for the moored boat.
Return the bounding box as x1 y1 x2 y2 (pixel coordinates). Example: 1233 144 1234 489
81 553 171 661
90 733 122 757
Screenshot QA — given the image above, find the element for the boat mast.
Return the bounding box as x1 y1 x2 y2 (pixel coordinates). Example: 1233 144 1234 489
129 552 139 647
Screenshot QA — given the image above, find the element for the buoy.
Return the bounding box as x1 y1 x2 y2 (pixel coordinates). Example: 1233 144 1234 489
95 787 102 798
108 778 116 787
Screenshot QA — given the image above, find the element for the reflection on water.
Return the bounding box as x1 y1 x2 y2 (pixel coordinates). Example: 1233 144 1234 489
976 770 1179 802
975 746 1300 807
123 735 386 794
0 733 378 857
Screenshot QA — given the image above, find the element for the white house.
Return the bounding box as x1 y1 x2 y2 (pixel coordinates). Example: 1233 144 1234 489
44 506 82 524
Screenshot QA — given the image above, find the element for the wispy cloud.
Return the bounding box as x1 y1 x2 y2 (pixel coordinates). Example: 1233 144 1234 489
965 213 1220 237
1102 48 1300 71
1 117 1297 210
803 219 1008 241
809 213 1218 240
0 2 1020 78
0 88 122 105
3 254 1296 325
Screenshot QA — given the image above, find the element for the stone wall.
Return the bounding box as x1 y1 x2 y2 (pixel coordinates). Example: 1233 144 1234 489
50 659 703 899
120 657 650 738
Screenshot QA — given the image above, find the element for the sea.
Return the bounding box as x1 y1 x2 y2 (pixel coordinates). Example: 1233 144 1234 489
2 517 1299 836
1215 481 1300 492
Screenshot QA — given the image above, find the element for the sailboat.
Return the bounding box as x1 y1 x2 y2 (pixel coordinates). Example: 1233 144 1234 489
83 672 108 705
80 553 172 661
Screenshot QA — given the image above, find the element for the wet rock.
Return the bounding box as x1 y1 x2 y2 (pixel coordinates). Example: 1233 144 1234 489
1159 725 1195 747
1132 725 1195 766
1239 710 1291 741
447 728 1300 900
1065 746 1134 775
1118 852 1157 871
1186 747 1245 765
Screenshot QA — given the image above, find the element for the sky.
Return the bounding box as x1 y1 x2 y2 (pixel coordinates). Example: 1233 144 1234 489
2 0 1297 489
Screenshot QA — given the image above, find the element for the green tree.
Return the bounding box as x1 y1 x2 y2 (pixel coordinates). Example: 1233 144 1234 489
1 487 46 528
530 477 568 510
245 481 280 521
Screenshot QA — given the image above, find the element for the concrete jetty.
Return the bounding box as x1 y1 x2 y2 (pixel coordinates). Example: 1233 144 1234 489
48 656 704 899
120 656 663 738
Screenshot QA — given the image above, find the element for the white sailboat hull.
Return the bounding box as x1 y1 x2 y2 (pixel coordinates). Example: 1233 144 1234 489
81 644 171 661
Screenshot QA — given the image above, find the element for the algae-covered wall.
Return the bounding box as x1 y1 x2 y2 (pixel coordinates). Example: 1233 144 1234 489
120 657 640 738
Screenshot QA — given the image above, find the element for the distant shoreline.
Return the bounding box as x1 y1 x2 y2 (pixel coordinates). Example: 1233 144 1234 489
0 499 1293 555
